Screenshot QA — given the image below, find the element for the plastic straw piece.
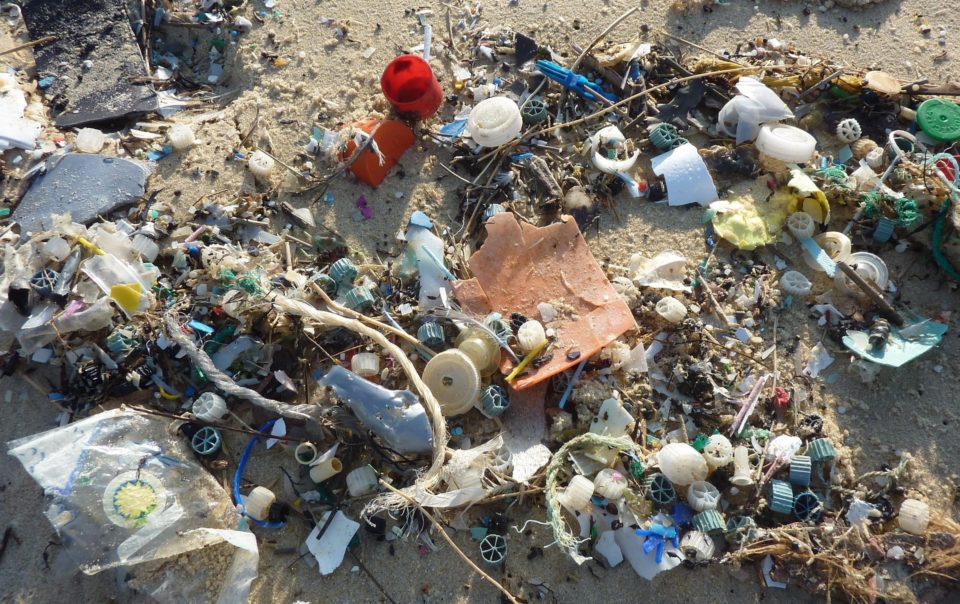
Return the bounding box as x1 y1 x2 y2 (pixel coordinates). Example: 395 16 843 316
558 357 588 409
505 339 547 382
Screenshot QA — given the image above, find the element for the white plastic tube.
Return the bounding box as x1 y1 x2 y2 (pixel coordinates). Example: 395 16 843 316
557 475 594 513
245 486 276 521
468 97 523 147
295 442 319 465
731 446 755 487
309 457 343 483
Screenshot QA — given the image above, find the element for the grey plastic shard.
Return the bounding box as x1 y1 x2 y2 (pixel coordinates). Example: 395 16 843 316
320 365 433 455
13 154 149 235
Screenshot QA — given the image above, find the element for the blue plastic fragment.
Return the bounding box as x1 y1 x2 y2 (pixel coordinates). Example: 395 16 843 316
800 237 837 277
188 320 215 334
408 210 433 229
438 119 468 140
38 76 56 89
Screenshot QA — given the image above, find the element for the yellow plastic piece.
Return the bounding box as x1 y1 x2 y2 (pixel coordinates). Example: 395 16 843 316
110 282 142 313
786 167 831 223
76 236 104 256
711 192 789 251
505 339 548 383
157 386 181 400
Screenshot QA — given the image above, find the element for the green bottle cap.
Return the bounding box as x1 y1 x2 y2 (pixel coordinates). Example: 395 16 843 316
917 98 960 142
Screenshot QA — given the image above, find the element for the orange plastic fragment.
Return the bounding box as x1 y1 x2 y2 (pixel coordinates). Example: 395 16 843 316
341 118 415 188
452 213 638 390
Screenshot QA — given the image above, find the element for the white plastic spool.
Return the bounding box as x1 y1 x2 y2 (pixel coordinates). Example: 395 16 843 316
655 296 686 323
248 150 275 179
516 320 546 353
657 443 708 486
780 271 812 296
468 97 523 147
834 251 889 296
898 498 930 535
804 231 852 272
192 392 229 422
593 468 628 501
421 349 481 416
680 530 716 561
245 486 276 521
702 434 734 470
755 124 817 163
309 457 343 483
786 211 815 240
351 352 380 377
686 480 721 511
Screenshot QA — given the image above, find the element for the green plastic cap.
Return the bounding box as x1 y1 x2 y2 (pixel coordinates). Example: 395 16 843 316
917 99 960 142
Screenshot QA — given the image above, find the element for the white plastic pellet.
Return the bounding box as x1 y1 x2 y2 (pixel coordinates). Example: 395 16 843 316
593 468 628 500
516 320 546 353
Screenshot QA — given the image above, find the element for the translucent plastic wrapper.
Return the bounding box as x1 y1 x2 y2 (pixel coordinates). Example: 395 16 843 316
6 409 259 603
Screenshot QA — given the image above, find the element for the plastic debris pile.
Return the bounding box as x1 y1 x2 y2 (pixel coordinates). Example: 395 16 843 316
1 3 958 603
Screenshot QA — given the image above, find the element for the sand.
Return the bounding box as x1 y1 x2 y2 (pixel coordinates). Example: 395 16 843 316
2 0 959 602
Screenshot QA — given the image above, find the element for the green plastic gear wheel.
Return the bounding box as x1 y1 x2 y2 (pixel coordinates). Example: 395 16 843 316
521 98 548 125
807 438 836 463
793 491 821 522
191 426 223 457
768 479 794 515
330 257 359 284
649 123 680 151
644 473 676 507
344 286 374 311
788 455 812 487
725 515 757 547
314 273 338 296
417 322 445 348
692 509 724 534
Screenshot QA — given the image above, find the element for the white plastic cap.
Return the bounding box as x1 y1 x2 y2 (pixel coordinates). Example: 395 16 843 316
468 97 523 147
655 296 686 323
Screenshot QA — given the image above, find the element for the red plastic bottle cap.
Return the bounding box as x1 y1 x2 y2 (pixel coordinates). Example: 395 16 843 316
380 55 442 120
934 154 960 183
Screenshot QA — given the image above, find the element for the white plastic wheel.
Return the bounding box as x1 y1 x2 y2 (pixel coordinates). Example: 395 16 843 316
755 124 817 163
835 118 862 143
786 211 815 240
780 271 812 296
192 392 229 422
655 296 686 323
516 320 546 353
468 97 523 147
702 434 734 469
834 251 889 296
803 231 852 272
248 150 275 178
593 468 628 501
898 498 930 535
351 352 380 377
686 480 721 511
421 349 481 416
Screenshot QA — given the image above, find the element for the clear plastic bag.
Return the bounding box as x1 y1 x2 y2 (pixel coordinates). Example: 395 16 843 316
7 409 259 603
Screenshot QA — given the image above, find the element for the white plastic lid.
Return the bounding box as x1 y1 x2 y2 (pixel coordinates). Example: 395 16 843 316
756 124 817 163
421 349 481 416
468 97 523 147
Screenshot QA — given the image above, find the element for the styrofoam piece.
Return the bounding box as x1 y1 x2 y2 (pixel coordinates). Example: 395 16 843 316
350 352 380 377
756 124 817 163
557 475 594 513
192 391 229 422
76 128 105 153
421 349 481 416
468 97 523 147
780 271 812 296
517 320 546 353
686 480 721 511
244 486 275 521
590 398 635 438
167 124 195 150
651 143 719 206
590 125 639 174
833 251 888 296
786 211 815 240
306 510 360 575
594 468 629 500
702 434 733 470
898 499 930 535
346 465 379 497
766 435 803 462
655 296 686 323
657 443 708 486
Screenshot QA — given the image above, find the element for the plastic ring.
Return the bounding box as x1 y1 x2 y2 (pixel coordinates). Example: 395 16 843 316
191 426 223 457
480 533 507 564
